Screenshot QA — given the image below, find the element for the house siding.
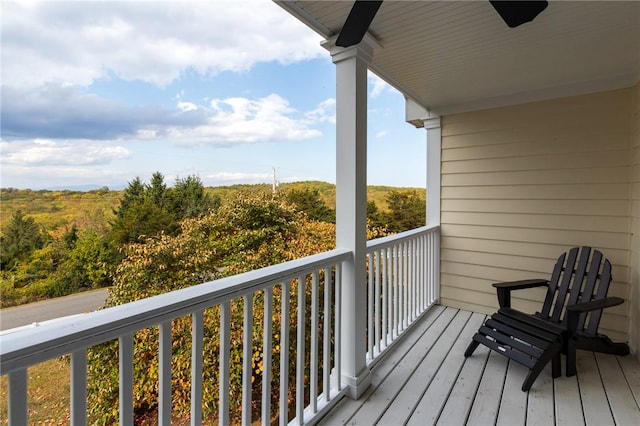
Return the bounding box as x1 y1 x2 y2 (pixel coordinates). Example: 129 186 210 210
631 81 640 358
439 88 633 343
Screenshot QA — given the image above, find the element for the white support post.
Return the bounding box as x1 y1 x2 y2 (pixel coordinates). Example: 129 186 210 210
325 35 379 399
424 116 441 304
424 116 441 228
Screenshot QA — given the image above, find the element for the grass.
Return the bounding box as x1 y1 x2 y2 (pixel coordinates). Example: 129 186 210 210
1 358 296 424
0 358 70 425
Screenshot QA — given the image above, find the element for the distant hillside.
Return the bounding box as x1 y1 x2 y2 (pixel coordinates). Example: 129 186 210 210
1 182 424 233
0 187 121 232
207 181 424 213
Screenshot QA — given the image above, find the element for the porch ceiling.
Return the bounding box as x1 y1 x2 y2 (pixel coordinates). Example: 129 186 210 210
277 1 640 115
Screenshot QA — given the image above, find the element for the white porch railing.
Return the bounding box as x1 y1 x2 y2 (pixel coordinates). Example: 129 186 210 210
365 225 440 363
0 227 440 425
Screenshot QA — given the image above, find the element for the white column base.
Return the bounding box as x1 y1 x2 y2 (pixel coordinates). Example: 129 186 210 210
341 366 372 400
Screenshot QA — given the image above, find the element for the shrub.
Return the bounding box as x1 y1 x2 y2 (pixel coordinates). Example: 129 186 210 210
86 194 338 423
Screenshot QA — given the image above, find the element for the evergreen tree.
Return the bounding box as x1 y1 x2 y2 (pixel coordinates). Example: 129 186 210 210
383 190 426 232
284 188 335 223
63 224 79 250
367 200 385 228
171 175 219 218
0 210 45 270
146 171 168 206
114 177 145 220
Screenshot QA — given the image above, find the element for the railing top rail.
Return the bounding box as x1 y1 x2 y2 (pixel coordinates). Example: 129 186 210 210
366 225 439 251
0 249 351 374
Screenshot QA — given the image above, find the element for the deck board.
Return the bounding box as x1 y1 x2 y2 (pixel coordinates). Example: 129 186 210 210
406 313 485 425
618 355 640 406
575 351 615 426
526 364 554 426
379 310 472 425
496 361 528 426
435 343 489 425
317 305 448 425
596 352 640 425
466 351 509 425
318 306 640 426
553 374 583 426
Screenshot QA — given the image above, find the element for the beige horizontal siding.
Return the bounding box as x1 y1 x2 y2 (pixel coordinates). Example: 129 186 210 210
631 82 640 358
439 88 633 341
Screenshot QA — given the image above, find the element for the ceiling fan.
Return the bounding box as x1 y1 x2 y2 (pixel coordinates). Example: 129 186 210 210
336 0 548 47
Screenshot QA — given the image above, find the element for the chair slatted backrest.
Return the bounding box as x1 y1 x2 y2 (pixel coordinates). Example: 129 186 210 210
536 246 612 335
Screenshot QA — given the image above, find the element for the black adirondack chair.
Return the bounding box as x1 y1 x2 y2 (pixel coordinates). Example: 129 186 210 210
464 246 629 391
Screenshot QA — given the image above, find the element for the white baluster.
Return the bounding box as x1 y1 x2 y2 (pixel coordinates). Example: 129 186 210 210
310 271 319 413
323 267 331 402
279 281 290 426
191 311 203 426
262 287 273 425
335 263 342 391
119 334 134 426
71 349 87 425
296 275 306 424
220 302 231 426
242 294 253 426
374 250 381 355
8 368 27 426
367 252 374 360
159 321 172 425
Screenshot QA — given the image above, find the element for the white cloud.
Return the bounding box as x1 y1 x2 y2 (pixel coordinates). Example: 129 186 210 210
2 83 327 146
177 101 198 112
1 0 325 89
162 94 323 145
1 139 132 166
305 98 336 125
375 130 388 139
0 163 134 190
202 171 319 187
369 72 393 99
206 171 271 182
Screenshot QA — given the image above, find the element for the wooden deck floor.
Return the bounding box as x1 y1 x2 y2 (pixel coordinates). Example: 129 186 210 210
319 306 640 426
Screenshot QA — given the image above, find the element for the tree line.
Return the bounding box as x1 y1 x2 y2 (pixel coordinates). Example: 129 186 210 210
0 175 425 308
1 174 425 422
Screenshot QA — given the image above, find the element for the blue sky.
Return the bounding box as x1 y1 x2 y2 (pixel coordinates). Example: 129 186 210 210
1 0 426 190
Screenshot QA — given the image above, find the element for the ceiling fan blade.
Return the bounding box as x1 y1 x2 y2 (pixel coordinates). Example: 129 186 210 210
336 0 383 47
490 1 548 28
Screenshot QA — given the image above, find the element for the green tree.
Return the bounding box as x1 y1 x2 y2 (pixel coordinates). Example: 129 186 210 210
367 200 386 229
114 177 145 219
382 190 426 232
54 230 112 292
110 173 217 248
285 188 335 223
110 198 177 246
147 171 168 206
62 224 79 250
0 210 45 270
171 175 220 218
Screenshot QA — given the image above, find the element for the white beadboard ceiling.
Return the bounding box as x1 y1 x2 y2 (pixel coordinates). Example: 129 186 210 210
277 1 640 116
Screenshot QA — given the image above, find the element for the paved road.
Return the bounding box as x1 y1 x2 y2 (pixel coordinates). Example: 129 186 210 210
0 288 109 331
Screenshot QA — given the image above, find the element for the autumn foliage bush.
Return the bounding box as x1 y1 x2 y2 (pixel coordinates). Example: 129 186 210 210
85 193 375 423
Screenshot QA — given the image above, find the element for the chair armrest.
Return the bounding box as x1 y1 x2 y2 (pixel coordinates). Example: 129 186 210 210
567 296 624 313
493 279 549 308
566 297 624 335
492 279 549 290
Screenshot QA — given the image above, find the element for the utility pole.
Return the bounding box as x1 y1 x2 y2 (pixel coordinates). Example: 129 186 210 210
272 167 278 194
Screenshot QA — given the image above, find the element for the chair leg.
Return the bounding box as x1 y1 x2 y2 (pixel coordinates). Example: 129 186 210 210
522 363 546 392
566 339 576 377
464 338 480 357
522 342 561 391
552 352 561 378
